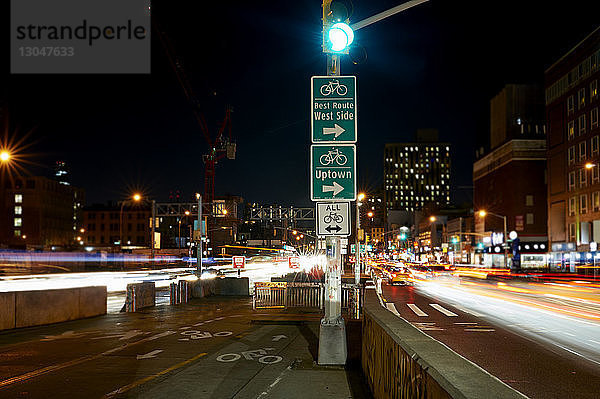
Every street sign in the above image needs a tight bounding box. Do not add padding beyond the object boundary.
[311,144,356,201]
[232,256,245,269]
[289,256,300,269]
[311,76,357,143]
[316,202,350,236]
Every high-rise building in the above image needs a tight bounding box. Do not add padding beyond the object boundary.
[473,84,547,268]
[384,129,451,212]
[546,27,600,262]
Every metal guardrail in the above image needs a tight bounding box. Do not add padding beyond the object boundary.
[252,282,362,317]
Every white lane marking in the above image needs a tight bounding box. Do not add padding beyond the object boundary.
[430,303,458,317]
[464,328,495,332]
[137,349,163,360]
[386,303,401,316]
[589,339,600,345]
[454,322,477,325]
[407,303,428,317]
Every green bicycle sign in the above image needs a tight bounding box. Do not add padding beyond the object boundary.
[311,144,356,201]
[311,76,357,143]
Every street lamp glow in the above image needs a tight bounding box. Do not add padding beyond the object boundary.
[328,22,354,52]
[184,210,190,216]
[357,192,366,201]
[478,210,487,218]
[429,216,436,222]
[0,151,10,163]
[367,211,374,217]
[133,193,142,202]
[585,162,595,169]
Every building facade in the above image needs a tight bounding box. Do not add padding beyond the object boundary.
[473,84,548,269]
[0,176,84,248]
[546,27,600,269]
[82,203,151,247]
[384,129,451,212]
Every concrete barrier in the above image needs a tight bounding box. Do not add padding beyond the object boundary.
[189,278,248,299]
[0,286,107,331]
[124,282,155,312]
[216,277,249,296]
[362,290,527,399]
[0,292,16,330]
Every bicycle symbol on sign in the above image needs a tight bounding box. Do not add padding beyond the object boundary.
[319,148,348,166]
[319,79,348,96]
[323,212,343,224]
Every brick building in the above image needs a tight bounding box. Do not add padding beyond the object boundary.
[473,84,547,268]
[546,27,600,266]
[82,203,151,247]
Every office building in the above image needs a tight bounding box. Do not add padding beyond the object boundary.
[384,129,451,212]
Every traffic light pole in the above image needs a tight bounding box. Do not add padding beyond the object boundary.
[318,52,347,366]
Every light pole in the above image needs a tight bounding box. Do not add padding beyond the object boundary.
[120,193,141,248]
[355,192,365,284]
[478,210,508,270]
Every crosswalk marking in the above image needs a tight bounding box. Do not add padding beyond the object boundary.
[407,303,428,316]
[386,303,401,316]
[429,303,458,317]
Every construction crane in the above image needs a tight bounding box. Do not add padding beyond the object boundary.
[154,20,236,207]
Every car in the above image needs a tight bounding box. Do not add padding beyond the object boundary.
[388,267,412,286]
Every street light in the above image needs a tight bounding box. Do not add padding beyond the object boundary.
[120,193,142,248]
[478,209,508,270]
[429,215,436,222]
[0,150,10,163]
[585,162,595,169]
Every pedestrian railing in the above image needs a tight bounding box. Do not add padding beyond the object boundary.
[252,281,362,317]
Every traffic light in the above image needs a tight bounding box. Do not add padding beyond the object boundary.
[322,1,354,54]
[399,233,407,240]
[451,236,459,244]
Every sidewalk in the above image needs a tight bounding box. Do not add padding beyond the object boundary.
[0,296,371,399]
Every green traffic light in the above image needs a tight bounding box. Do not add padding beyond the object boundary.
[328,22,354,52]
[399,233,406,240]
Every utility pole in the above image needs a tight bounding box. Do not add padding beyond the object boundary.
[151,200,156,259]
[197,195,203,275]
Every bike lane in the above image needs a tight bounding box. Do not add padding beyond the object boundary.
[0,297,364,398]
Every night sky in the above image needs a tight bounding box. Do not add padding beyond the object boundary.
[3,0,598,207]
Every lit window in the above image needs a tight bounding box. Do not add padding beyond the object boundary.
[526,213,534,225]
[14,230,21,237]
[15,206,22,215]
[14,218,22,227]
[569,196,577,216]
[593,191,600,212]
[15,194,22,203]
[591,80,598,100]
[568,121,575,140]
[580,169,587,187]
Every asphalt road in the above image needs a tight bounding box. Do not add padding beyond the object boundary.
[381,281,600,399]
[0,296,368,399]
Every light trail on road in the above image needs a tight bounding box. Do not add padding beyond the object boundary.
[409,276,600,365]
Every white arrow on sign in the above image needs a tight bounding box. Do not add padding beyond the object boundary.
[323,124,345,138]
[322,181,344,196]
[272,335,287,342]
[137,349,163,360]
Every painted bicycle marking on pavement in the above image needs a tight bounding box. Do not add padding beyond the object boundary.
[216,348,282,365]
